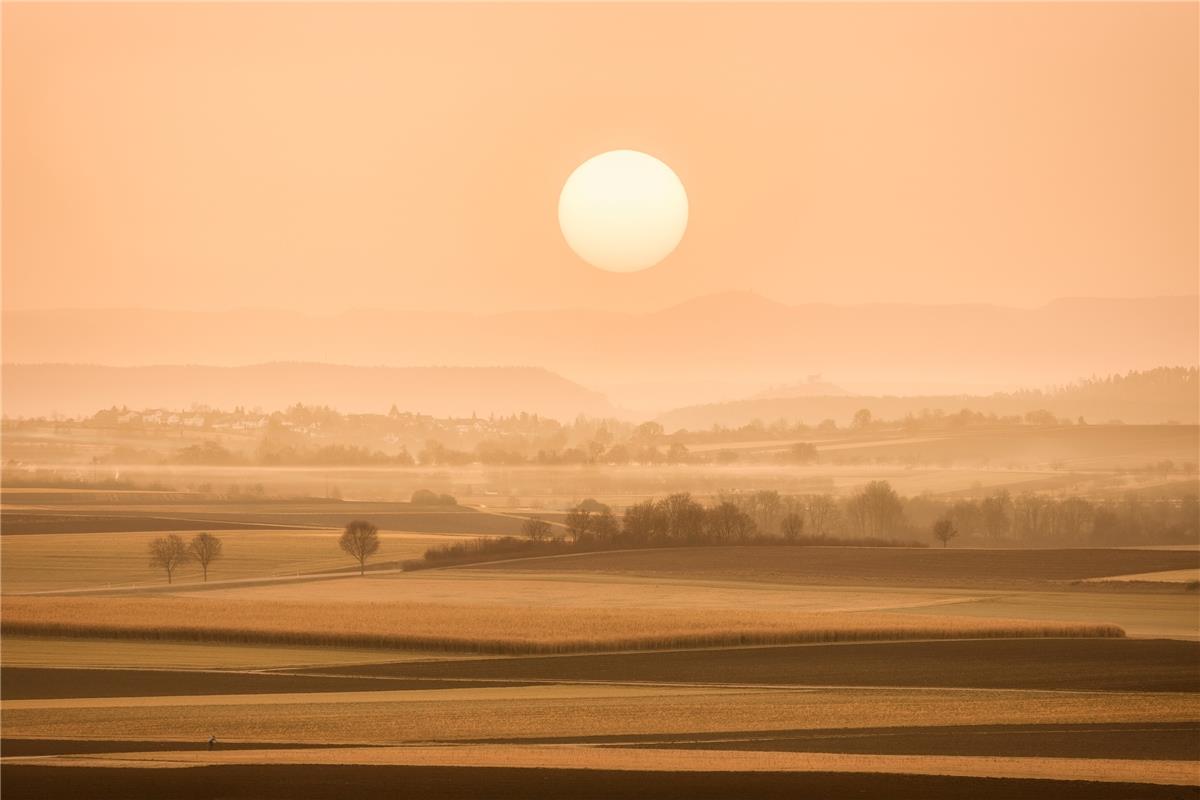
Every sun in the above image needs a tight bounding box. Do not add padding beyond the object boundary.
[558,150,688,273]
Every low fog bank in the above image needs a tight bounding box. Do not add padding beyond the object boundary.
[4,295,1195,412]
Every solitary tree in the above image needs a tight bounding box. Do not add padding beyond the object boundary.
[933,518,958,548]
[149,534,191,584]
[340,520,380,575]
[188,532,224,582]
[780,512,805,542]
[522,516,553,543]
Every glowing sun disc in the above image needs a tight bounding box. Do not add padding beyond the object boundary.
[558,150,688,272]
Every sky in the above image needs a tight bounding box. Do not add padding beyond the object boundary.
[3,2,1197,314]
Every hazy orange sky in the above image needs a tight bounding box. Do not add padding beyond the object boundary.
[3,2,1196,314]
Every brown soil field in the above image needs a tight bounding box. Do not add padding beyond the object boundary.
[0,667,523,701]
[610,722,1200,762]
[3,765,1192,800]
[298,638,1200,693]
[0,597,1122,654]
[475,546,1200,588]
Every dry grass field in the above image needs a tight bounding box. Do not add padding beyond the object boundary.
[5,746,1199,788]
[0,636,452,670]
[185,570,983,610]
[0,596,1123,654]
[3,684,1193,745]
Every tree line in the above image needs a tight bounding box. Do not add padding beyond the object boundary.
[532,482,1197,551]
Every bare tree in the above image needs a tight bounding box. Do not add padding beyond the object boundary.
[340,520,380,575]
[780,512,805,542]
[149,534,191,584]
[592,509,620,543]
[858,481,905,537]
[805,494,839,537]
[522,516,553,543]
[704,502,757,544]
[933,518,958,548]
[188,532,224,582]
[564,507,593,543]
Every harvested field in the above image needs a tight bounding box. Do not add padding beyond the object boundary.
[475,546,1200,589]
[0,738,348,757]
[611,722,1200,762]
[5,745,1200,786]
[0,667,505,701]
[0,513,291,535]
[301,638,1200,693]
[0,636,452,670]
[2,764,1191,800]
[1,506,536,536]
[1084,569,1200,584]
[900,590,1200,640]
[186,570,982,612]
[0,597,1123,655]
[3,686,1194,745]
[7,722,1197,762]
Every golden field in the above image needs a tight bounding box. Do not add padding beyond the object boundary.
[0,636,460,670]
[6,746,1195,786]
[3,685,1191,745]
[0,529,462,592]
[1,595,1123,655]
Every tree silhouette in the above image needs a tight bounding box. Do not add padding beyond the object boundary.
[149,534,191,584]
[188,532,224,582]
[780,512,805,542]
[933,518,958,548]
[522,517,553,543]
[340,520,380,575]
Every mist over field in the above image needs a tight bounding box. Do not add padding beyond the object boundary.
[4,295,1196,413]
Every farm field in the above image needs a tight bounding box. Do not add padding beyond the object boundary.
[2,764,1192,800]
[5,683,1195,745]
[0,530,467,592]
[313,637,1199,693]
[0,596,1122,654]
[474,545,1200,589]
[169,566,1200,639]
[2,499,1197,797]
[0,503,541,536]
[0,636,457,670]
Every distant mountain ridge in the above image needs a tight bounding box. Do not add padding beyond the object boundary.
[0,363,613,420]
[3,294,1196,412]
[657,367,1200,428]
